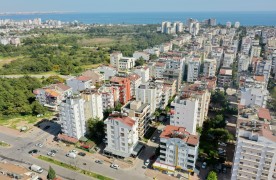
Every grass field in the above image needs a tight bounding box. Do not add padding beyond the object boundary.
[0,56,22,67]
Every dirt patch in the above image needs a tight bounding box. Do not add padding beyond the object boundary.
[78,38,115,47]
[0,58,17,67]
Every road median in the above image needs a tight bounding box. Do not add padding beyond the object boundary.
[38,155,113,180]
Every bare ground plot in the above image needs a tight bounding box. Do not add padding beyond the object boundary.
[0,57,19,67]
[77,36,132,47]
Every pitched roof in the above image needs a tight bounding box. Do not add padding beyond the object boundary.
[45,89,60,97]
[76,76,92,82]
[160,125,199,146]
[258,108,272,121]
[108,115,136,127]
[254,75,265,82]
[53,83,71,91]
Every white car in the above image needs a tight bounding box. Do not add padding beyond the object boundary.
[202,162,207,169]
[35,143,43,148]
[47,152,55,157]
[144,159,150,166]
[110,164,119,169]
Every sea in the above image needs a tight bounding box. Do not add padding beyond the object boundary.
[0,12,276,26]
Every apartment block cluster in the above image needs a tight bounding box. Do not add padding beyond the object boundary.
[230,26,276,180]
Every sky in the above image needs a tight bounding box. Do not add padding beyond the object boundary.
[1,0,276,13]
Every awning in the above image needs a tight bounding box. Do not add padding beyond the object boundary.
[153,161,175,172]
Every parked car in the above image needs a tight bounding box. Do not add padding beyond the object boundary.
[47,152,55,157]
[50,150,58,153]
[95,160,103,164]
[144,159,150,166]
[35,143,43,148]
[202,162,207,169]
[78,152,86,157]
[152,137,156,142]
[30,164,43,173]
[110,164,119,169]
[28,149,38,154]
[66,152,76,158]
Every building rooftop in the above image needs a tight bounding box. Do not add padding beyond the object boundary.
[160,125,199,146]
[258,108,272,121]
[76,76,92,82]
[219,68,232,76]
[108,113,136,127]
[237,119,276,142]
[110,76,128,84]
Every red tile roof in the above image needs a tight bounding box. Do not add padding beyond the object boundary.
[108,115,136,127]
[160,125,199,146]
[54,83,71,91]
[45,89,60,97]
[58,134,78,143]
[254,75,265,82]
[76,76,92,82]
[258,108,272,121]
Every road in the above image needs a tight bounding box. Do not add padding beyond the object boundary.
[0,121,152,180]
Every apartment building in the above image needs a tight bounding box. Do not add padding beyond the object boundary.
[97,65,118,80]
[98,85,120,110]
[240,87,269,108]
[104,112,139,158]
[127,73,142,99]
[33,83,72,111]
[187,57,201,83]
[66,76,93,93]
[122,100,151,137]
[238,55,250,72]
[203,59,217,77]
[82,69,104,85]
[134,66,150,83]
[170,95,199,135]
[133,51,150,61]
[59,96,86,139]
[81,89,103,120]
[231,120,276,180]
[110,52,136,71]
[136,81,163,114]
[181,82,211,127]
[110,76,131,105]
[153,125,199,172]
[223,53,235,68]
[218,68,233,87]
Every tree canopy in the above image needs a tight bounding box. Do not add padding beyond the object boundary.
[207,171,217,180]
[0,76,46,117]
[87,118,105,145]
[47,166,56,180]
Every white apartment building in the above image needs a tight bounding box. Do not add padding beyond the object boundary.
[98,85,119,110]
[187,58,201,83]
[134,66,150,83]
[104,112,139,158]
[81,89,103,120]
[223,53,235,68]
[59,96,86,139]
[136,82,162,114]
[226,21,232,28]
[66,76,93,93]
[234,21,240,28]
[154,125,199,172]
[251,46,261,58]
[203,59,217,77]
[170,96,199,135]
[110,52,136,71]
[128,73,142,98]
[133,51,150,61]
[238,55,250,72]
[97,65,118,80]
[231,120,276,180]
[240,87,269,108]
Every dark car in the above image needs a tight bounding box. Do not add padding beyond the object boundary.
[28,149,38,154]
[78,152,86,156]
[51,149,58,153]
[95,160,103,164]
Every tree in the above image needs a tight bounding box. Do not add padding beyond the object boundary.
[207,128,234,143]
[114,102,122,111]
[207,171,217,180]
[47,166,56,180]
[87,118,105,145]
[103,108,113,120]
[135,57,145,67]
[43,75,65,85]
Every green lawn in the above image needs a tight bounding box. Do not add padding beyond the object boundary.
[0,141,10,147]
[38,155,113,180]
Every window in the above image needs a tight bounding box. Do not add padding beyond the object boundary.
[111,126,114,129]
